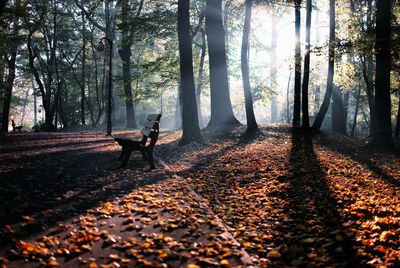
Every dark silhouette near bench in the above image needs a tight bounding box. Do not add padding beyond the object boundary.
[11,120,23,132]
[114,114,161,169]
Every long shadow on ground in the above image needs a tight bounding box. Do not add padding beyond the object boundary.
[316,132,400,187]
[0,133,170,247]
[275,130,362,266]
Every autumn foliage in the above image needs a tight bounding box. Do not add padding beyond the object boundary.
[0,126,399,267]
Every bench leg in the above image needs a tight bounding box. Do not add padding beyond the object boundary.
[141,150,148,161]
[118,147,126,161]
[121,149,132,168]
[147,151,155,169]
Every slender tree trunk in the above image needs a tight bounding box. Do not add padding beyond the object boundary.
[312,0,335,132]
[81,11,86,125]
[351,84,362,137]
[395,94,400,137]
[205,0,239,128]
[314,9,321,115]
[31,76,37,125]
[373,0,393,147]
[178,0,202,145]
[301,0,311,130]
[331,84,347,134]
[343,91,349,121]
[196,28,206,128]
[174,83,182,129]
[270,15,278,123]
[361,55,376,137]
[1,52,17,133]
[293,0,301,127]
[286,72,291,124]
[241,0,258,134]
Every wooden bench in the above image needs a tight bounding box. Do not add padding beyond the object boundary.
[114,114,162,169]
[11,120,23,132]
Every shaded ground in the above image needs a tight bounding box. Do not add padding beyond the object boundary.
[0,126,399,267]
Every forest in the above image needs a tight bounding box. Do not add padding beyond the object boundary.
[0,0,400,267]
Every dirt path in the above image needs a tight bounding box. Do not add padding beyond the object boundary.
[0,131,254,267]
[1,127,399,267]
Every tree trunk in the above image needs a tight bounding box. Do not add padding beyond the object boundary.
[31,76,37,125]
[196,28,206,128]
[178,0,202,145]
[174,83,182,129]
[373,0,393,147]
[205,0,239,128]
[314,9,321,116]
[28,29,55,131]
[360,55,376,137]
[312,0,335,132]
[395,94,400,137]
[270,15,278,123]
[118,3,136,128]
[301,0,311,130]
[351,84,362,137]
[343,90,349,122]
[331,84,347,134]
[293,0,301,127]
[81,11,86,125]
[104,2,114,136]
[286,72,291,124]
[241,0,258,134]
[1,52,17,133]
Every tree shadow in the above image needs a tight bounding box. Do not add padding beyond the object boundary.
[0,134,170,248]
[316,132,400,187]
[275,129,362,266]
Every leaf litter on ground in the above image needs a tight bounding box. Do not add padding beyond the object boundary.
[0,126,399,267]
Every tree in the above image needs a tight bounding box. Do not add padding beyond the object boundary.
[26,0,63,131]
[80,11,86,126]
[241,0,258,134]
[348,0,376,137]
[293,0,301,127]
[301,0,311,130]
[312,0,335,132]
[331,84,347,134]
[75,0,116,134]
[117,0,144,128]
[0,1,24,132]
[373,0,393,147]
[177,0,202,145]
[195,28,206,127]
[270,10,279,124]
[205,0,239,128]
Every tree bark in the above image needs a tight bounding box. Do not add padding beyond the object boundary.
[80,11,86,125]
[118,1,137,128]
[395,94,400,137]
[373,0,393,147]
[270,15,278,124]
[293,0,301,127]
[301,0,311,130]
[1,52,17,133]
[196,28,206,128]
[241,0,258,134]
[178,0,202,145]
[205,0,239,128]
[312,0,335,132]
[351,84,362,137]
[331,84,347,134]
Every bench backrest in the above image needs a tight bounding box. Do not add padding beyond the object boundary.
[140,114,162,147]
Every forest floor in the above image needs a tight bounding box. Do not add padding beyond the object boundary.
[0,125,399,267]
